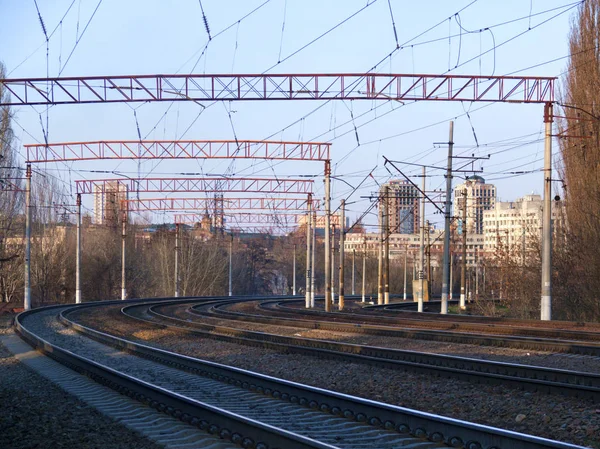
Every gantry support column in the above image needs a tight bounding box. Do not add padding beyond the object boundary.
[121,211,127,300]
[311,211,316,308]
[24,164,32,310]
[418,167,426,312]
[75,193,82,304]
[339,199,345,310]
[324,160,332,312]
[378,199,384,305]
[174,223,180,298]
[305,194,312,308]
[541,102,553,321]
[460,191,467,311]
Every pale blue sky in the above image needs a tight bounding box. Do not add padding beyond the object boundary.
[0,0,579,228]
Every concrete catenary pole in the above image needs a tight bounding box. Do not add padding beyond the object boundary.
[121,211,127,300]
[403,245,408,300]
[426,220,431,288]
[311,211,316,308]
[24,164,32,310]
[174,223,180,298]
[339,199,345,310]
[449,253,453,300]
[460,190,468,310]
[377,198,384,305]
[324,160,332,311]
[305,195,312,308]
[331,224,336,304]
[293,243,297,296]
[418,166,426,312]
[228,233,233,297]
[352,248,356,296]
[441,121,454,314]
[541,102,553,321]
[362,238,366,303]
[75,193,82,304]
[384,185,390,304]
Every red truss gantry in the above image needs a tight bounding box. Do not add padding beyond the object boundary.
[75,177,314,195]
[122,197,319,212]
[24,140,330,163]
[0,73,555,106]
[174,212,302,225]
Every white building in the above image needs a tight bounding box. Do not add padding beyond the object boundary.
[453,175,496,235]
[344,231,484,268]
[483,194,564,255]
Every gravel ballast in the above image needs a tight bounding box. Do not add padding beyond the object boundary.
[0,315,165,449]
[69,303,600,448]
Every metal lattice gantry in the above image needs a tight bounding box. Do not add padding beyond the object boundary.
[122,196,319,212]
[0,73,555,106]
[174,212,303,225]
[75,177,314,195]
[24,140,330,163]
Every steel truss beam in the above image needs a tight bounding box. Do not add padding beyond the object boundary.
[174,212,302,225]
[24,140,330,163]
[0,73,555,106]
[122,197,319,212]
[75,177,314,195]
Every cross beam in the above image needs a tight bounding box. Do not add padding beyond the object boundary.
[174,212,302,225]
[24,140,330,163]
[0,73,555,106]
[122,197,319,212]
[75,177,314,195]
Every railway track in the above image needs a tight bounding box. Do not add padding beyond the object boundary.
[14,298,588,449]
[264,299,600,343]
[114,299,600,402]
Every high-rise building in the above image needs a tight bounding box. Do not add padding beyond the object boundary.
[380,180,420,234]
[93,181,128,226]
[453,175,496,235]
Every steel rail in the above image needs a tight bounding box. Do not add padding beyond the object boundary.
[15,299,337,449]
[255,299,600,342]
[115,300,600,402]
[58,298,585,449]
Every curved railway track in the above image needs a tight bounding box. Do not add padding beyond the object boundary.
[14,298,589,449]
[118,299,600,402]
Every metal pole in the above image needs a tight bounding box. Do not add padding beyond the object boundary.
[441,121,454,314]
[174,223,180,297]
[377,199,383,305]
[475,248,479,300]
[331,224,336,305]
[426,220,431,287]
[449,253,453,300]
[75,193,82,304]
[121,212,126,300]
[228,234,233,296]
[541,102,553,320]
[460,190,467,310]
[403,245,407,300]
[339,199,345,310]
[419,166,426,312]
[311,211,316,308]
[324,160,331,312]
[384,185,390,304]
[305,195,312,308]
[293,243,296,296]
[362,238,366,303]
[24,164,32,310]
[352,249,356,296]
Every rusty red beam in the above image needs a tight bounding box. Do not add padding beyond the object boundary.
[75,177,314,195]
[174,212,302,225]
[122,196,319,212]
[0,73,555,106]
[24,140,330,163]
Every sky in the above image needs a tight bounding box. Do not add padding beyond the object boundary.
[0,0,581,231]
